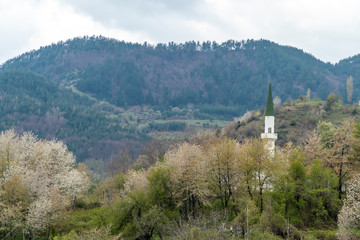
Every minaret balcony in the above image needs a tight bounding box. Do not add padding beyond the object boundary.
[261,133,278,139]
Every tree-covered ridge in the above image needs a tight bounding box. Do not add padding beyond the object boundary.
[0,36,347,110]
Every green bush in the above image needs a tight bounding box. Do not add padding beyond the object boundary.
[309,230,337,240]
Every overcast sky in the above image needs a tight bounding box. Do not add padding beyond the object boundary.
[1,0,360,64]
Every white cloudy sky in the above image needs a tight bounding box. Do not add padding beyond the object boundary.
[1,0,360,64]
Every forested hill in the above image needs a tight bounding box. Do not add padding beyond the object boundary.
[1,36,352,110]
[0,36,359,170]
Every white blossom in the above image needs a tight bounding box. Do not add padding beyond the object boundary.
[0,130,90,232]
[337,174,360,239]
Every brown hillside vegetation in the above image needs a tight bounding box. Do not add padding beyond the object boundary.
[222,94,359,147]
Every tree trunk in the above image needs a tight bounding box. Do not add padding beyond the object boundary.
[29,229,33,240]
[192,194,196,219]
[229,186,238,216]
[260,186,263,213]
[338,163,343,199]
[183,191,188,220]
[247,180,253,200]
[47,226,51,240]
[218,176,225,211]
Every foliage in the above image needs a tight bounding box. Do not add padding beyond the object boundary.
[272,156,340,228]
[53,226,114,240]
[0,126,355,239]
[164,143,210,219]
[0,130,90,237]
[308,119,356,199]
[206,137,241,215]
[317,120,336,149]
[239,138,285,213]
[325,92,342,111]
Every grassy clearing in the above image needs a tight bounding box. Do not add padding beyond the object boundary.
[294,99,323,107]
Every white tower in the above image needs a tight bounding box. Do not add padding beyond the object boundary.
[261,82,277,153]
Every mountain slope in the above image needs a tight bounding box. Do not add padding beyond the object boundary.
[0,36,347,110]
[0,70,145,163]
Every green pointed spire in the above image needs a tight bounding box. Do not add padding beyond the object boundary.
[265,82,275,116]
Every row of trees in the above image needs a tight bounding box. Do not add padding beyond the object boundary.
[1,117,360,238]
[47,118,360,239]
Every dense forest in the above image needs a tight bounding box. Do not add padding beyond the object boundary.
[1,36,347,108]
[0,36,359,170]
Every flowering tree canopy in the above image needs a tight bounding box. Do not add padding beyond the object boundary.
[0,129,90,233]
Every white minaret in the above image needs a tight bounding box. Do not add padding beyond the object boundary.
[261,82,277,154]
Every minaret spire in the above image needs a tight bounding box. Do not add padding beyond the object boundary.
[265,82,274,116]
